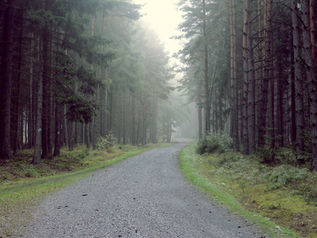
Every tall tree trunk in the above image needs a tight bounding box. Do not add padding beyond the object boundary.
[28,33,34,148]
[122,93,127,144]
[308,0,317,170]
[258,0,270,148]
[53,98,61,157]
[228,0,239,150]
[292,0,305,153]
[248,37,256,153]
[85,123,90,148]
[276,49,285,147]
[12,9,24,155]
[198,105,203,140]
[0,0,15,161]
[41,24,52,158]
[142,89,147,145]
[100,87,106,137]
[264,0,275,149]
[290,32,297,145]
[131,95,136,145]
[33,35,43,164]
[63,105,69,149]
[267,0,274,149]
[242,0,250,154]
[256,0,264,149]
[203,0,211,136]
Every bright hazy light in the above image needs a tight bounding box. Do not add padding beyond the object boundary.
[133,0,183,56]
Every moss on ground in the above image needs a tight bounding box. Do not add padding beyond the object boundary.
[0,143,171,237]
[180,144,317,238]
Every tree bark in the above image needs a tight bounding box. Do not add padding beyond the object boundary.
[231,0,240,151]
[33,35,43,164]
[242,0,250,154]
[228,0,239,150]
[256,0,264,149]
[0,0,15,161]
[28,33,35,148]
[248,37,256,153]
[290,32,297,145]
[276,48,285,147]
[41,24,52,158]
[292,0,305,153]
[264,0,274,149]
[11,9,24,155]
[308,0,317,170]
[53,98,61,157]
[63,105,69,148]
[203,0,211,136]
[268,0,275,150]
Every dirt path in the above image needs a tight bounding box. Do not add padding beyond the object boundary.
[22,144,264,238]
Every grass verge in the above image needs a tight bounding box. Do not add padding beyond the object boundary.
[0,143,171,237]
[179,144,314,238]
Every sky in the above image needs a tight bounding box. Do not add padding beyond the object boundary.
[132,0,184,57]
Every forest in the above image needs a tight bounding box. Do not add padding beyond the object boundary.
[0,0,316,169]
[177,0,317,171]
[0,0,184,165]
[0,0,317,237]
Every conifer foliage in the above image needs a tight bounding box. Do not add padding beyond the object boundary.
[177,0,317,170]
[0,0,175,164]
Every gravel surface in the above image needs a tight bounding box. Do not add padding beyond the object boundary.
[22,144,264,238]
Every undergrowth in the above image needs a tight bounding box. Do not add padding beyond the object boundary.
[180,142,317,237]
[196,134,232,154]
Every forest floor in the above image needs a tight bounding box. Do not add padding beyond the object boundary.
[0,143,170,237]
[179,144,317,238]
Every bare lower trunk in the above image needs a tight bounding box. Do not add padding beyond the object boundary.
[63,105,69,148]
[292,0,305,153]
[53,99,61,157]
[33,36,43,164]
[0,0,15,160]
[290,33,297,145]
[203,0,210,136]
[309,0,317,170]
[28,33,34,148]
[242,0,250,154]
[248,38,256,153]
[41,25,52,159]
[198,105,203,140]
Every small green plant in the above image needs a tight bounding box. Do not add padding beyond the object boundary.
[257,146,275,164]
[96,132,117,150]
[216,153,243,167]
[196,135,232,155]
[268,165,310,189]
[274,147,297,165]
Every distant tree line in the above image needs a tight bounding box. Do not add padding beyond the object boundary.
[0,0,176,164]
[177,0,317,170]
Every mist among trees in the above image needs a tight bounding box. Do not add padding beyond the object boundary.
[0,0,186,165]
[176,0,317,171]
[0,0,317,172]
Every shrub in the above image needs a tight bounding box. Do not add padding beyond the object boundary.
[196,135,232,155]
[304,186,317,204]
[256,146,276,164]
[274,147,297,165]
[96,133,116,150]
[268,165,310,189]
[216,153,243,167]
[257,146,312,166]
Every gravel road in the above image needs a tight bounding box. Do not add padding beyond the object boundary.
[22,144,264,238]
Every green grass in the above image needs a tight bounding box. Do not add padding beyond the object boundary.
[179,144,303,238]
[0,143,171,237]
